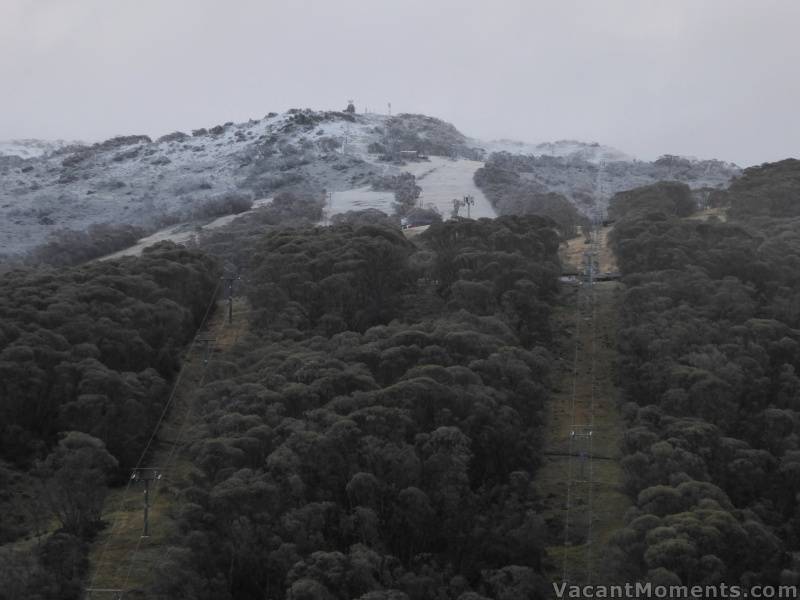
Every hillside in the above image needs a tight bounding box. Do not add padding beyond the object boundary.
[1,108,741,262]
[0,111,375,257]
[2,98,799,598]
[0,110,498,259]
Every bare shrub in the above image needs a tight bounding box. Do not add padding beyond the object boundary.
[29,223,145,266]
[318,136,342,152]
[192,192,254,220]
[157,131,189,143]
[331,208,398,228]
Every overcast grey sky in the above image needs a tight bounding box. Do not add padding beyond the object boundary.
[1,0,798,166]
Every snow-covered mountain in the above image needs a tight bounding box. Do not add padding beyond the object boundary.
[0,111,389,256]
[0,109,509,257]
[0,107,741,258]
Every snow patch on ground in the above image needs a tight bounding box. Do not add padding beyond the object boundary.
[98,196,274,260]
[402,157,496,219]
[326,187,395,216]
[99,153,495,260]
[323,157,495,220]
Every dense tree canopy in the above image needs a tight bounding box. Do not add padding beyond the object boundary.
[0,243,219,471]
[713,159,800,219]
[607,165,800,585]
[607,181,696,222]
[0,242,221,598]
[148,216,561,599]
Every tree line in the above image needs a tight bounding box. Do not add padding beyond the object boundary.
[0,188,580,599]
[0,243,220,599]
[146,216,562,600]
[474,153,587,238]
[605,170,800,586]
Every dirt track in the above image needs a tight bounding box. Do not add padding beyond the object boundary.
[539,228,629,585]
[85,298,249,596]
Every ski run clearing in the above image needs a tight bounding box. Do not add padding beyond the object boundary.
[100,156,494,259]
